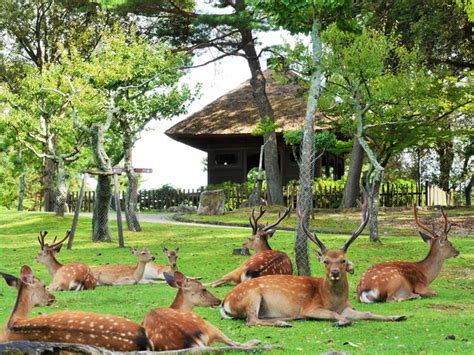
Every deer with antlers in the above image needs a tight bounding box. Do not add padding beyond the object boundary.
[220,201,407,327]
[142,271,260,350]
[92,247,155,286]
[357,207,460,303]
[36,231,96,291]
[137,246,180,283]
[1,265,152,351]
[208,207,292,287]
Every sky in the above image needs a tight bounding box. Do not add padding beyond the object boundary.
[133,30,294,190]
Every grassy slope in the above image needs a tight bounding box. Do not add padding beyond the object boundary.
[0,208,473,354]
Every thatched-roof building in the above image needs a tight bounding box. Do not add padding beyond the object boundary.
[166,70,345,185]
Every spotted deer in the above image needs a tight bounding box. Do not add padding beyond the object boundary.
[92,247,155,286]
[220,202,407,327]
[142,271,260,351]
[36,231,96,291]
[209,207,292,287]
[357,207,460,303]
[138,246,180,283]
[0,265,152,351]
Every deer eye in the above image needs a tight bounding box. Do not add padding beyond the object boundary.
[341,260,346,264]
[323,260,328,264]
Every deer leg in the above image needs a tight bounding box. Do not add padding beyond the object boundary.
[208,269,241,288]
[301,307,352,327]
[414,285,437,297]
[207,323,260,348]
[342,307,407,322]
[245,295,292,327]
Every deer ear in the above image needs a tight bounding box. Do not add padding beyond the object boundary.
[163,247,168,253]
[1,272,20,288]
[20,265,34,284]
[173,271,187,288]
[316,251,324,262]
[345,260,355,274]
[266,229,276,238]
[418,231,433,244]
[175,246,180,253]
[53,244,62,253]
[163,272,178,288]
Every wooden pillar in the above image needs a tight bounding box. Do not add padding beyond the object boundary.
[68,173,88,250]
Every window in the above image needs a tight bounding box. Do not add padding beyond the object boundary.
[214,153,238,166]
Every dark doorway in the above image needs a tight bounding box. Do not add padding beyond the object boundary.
[246,153,260,175]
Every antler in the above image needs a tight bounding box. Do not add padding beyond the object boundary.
[440,207,450,235]
[37,231,48,248]
[340,197,369,252]
[48,230,71,248]
[413,206,436,237]
[263,207,291,231]
[297,209,327,253]
[249,206,266,234]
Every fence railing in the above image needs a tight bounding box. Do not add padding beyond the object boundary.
[66,181,456,212]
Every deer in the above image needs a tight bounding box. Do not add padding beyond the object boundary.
[35,231,96,291]
[0,265,152,351]
[208,207,293,287]
[92,247,155,286]
[142,271,260,351]
[357,207,460,303]
[137,246,180,283]
[220,201,407,327]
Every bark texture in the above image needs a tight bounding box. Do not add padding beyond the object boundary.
[436,139,454,192]
[295,19,323,276]
[340,136,364,208]
[17,149,25,211]
[54,158,68,217]
[123,130,142,232]
[43,157,57,212]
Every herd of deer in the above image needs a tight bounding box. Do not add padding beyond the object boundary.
[0,204,460,352]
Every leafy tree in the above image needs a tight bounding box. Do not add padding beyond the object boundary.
[251,0,353,275]
[103,0,286,206]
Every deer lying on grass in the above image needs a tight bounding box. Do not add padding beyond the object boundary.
[220,202,407,327]
[92,247,155,286]
[36,231,96,291]
[137,246,179,283]
[0,265,152,351]
[357,207,460,303]
[209,207,292,287]
[142,271,260,351]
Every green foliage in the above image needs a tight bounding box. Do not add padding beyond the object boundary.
[251,116,279,136]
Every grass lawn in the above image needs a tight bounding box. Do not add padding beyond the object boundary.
[0,208,473,354]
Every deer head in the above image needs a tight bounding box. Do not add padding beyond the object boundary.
[164,271,220,310]
[163,246,179,270]
[35,231,70,264]
[130,247,156,263]
[1,265,55,308]
[244,206,291,251]
[301,199,368,282]
[414,207,459,259]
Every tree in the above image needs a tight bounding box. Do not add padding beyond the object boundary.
[0,0,112,212]
[251,0,353,274]
[104,0,286,205]
[65,26,191,241]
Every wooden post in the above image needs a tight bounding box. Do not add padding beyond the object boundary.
[68,173,88,250]
[113,173,125,248]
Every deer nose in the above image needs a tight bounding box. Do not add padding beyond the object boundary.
[151,256,156,261]
[47,295,56,305]
[330,270,340,280]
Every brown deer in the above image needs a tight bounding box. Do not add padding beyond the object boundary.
[0,265,152,351]
[142,271,260,351]
[36,231,96,291]
[209,207,292,287]
[92,247,155,286]
[220,202,407,327]
[357,207,460,303]
[138,246,180,283]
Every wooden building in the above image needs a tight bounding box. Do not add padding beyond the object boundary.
[165,70,345,185]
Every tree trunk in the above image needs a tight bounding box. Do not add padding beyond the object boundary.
[465,175,473,207]
[295,18,323,276]
[123,130,142,232]
[17,149,25,211]
[54,158,68,217]
[436,139,454,192]
[91,124,112,242]
[239,17,284,206]
[367,175,382,242]
[340,136,364,208]
[43,157,56,212]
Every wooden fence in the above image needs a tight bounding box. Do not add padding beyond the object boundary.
[67,181,454,212]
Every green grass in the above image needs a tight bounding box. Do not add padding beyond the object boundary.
[0,208,473,354]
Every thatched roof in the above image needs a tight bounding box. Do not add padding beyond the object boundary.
[166,70,330,140]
